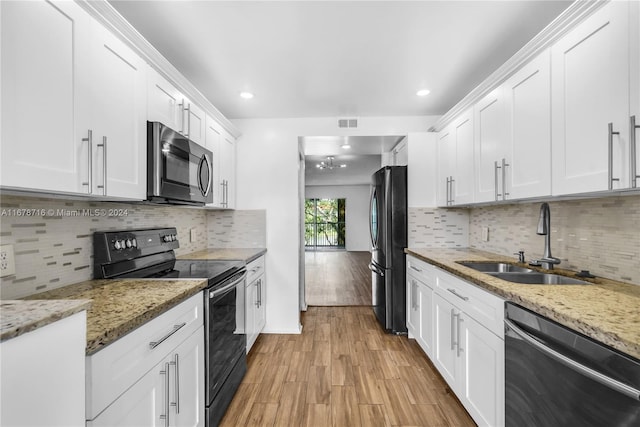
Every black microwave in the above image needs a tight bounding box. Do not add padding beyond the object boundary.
[147,121,213,205]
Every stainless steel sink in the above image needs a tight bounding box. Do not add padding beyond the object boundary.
[457,261,533,273]
[487,272,591,285]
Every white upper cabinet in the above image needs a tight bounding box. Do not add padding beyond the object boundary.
[551,1,630,195]
[205,116,235,209]
[452,110,475,205]
[205,117,223,208]
[436,127,454,207]
[631,0,640,190]
[183,100,206,147]
[1,0,146,199]
[88,23,147,200]
[1,0,90,193]
[473,88,507,203]
[504,50,552,199]
[148,67,183,131]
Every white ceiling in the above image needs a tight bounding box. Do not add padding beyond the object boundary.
[109,0,573,120]
[305,154,382,186]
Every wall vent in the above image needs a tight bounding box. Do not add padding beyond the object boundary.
[338,117,358,129]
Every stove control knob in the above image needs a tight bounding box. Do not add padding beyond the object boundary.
[171,234,177,241]
[114,240,122,250]
[126,239,132,248]
[131,238,137,248]
[163,235,170,242]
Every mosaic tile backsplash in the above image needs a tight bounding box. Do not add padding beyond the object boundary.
[207,210,267,248]
[469,195,640,285]
[408,207,469,248]
[0,195,208,299]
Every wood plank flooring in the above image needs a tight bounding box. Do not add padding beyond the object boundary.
[305,251,372,306]
[220,306,477,427]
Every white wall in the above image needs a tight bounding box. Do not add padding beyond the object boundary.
[233,116,439,334]
[305,185,371,251]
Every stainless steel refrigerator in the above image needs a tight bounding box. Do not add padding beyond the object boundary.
[369,165,407,334]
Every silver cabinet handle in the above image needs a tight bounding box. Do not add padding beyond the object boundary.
[149,322,187,349]
[96,136,107,195]
[456,314,463,357]
[502,158,510,199]
[445,176,450,205]
[449,176,455,205]
[505,319,640,401]
[172,354,180,414]
[494,160,501,200]
[159,362,170,427]
[259,278,262,307]
[255,279,260,308]
[179,101,186,135]
[447,288,469,301]
[409,265,422,273]
[82,130,93,193]
[631,116,639,188]
[608,122,620,190]
[450,309,456,350]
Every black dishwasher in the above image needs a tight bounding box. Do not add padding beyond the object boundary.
[504,302,640,426]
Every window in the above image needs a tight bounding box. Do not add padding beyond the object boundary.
[305,198,345,249]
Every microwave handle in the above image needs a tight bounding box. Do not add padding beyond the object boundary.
[201,154,212,197]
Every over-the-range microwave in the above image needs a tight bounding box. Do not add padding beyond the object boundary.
[147,121,213,206]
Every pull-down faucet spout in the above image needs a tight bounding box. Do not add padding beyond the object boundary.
[535,203,561,269]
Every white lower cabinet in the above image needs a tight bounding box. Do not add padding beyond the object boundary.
[406,256,435,357]
[409,256,505,427]
[86,293,204,427]
[245,256,266,352]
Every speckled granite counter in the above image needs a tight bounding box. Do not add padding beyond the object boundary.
[23,278,207,355]
[1,299,92,342]
[178,248,266,263]
[406,247,640,360]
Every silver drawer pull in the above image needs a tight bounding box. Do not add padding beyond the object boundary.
[447,288,469,301]
[410,265,422,272]
[149,322,187,349]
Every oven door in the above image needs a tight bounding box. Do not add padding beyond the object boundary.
[204,270,247,405]
[148,121,213,205]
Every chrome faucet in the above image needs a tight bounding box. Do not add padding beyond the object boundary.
[533,202,561,269]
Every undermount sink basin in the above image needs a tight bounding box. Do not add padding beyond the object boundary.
[457,261,533,273]
[487,272,591,285]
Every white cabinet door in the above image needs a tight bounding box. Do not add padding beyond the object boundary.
[184,101,206,147]
[631,0,640,190]
[205,117,223,207]
[173,328,205,427]
[88,364,164,427]
[148,67,183,131]
[433,293,458,388]
[0,0,90,193]
[552,1,630,194]
[436,127,454,207]
[220,132,236,209]
[453,110,475,205]
[417,281,434,358]
[459,313,505,427]
[407,277,420,339]
[245,277,258,352]
[504,50,552,199]
[89,23,147,199]
[474,89,507,203]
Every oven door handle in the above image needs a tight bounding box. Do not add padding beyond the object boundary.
[505,319,640,401]
[209,271,248,298]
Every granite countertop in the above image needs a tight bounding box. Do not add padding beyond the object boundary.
[1,299,92,343]
[23,278,208,355]
[178,248,266,263]
[406,247,640,360]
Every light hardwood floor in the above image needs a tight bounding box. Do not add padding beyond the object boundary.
[220,306,477,427]
[305,251,372,306]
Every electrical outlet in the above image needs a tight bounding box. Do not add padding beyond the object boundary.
[0,244,16,277]
[190,228,197,243]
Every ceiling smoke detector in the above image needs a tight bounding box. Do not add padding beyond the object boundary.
[316,156,346,170]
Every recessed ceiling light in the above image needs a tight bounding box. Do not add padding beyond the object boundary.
[341,143,351,149]
[240,91,254,99]
[416,89,431,97]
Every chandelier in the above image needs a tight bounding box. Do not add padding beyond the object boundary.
[316,156,346,170]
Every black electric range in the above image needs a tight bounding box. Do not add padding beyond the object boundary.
[93,227,247,427]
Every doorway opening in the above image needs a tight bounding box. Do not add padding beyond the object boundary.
[304,198,346,251]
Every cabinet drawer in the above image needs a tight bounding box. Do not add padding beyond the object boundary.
[86,292,203,419]
[247,255,265,284]
[407,256,435,284]
[435,268,504,337]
